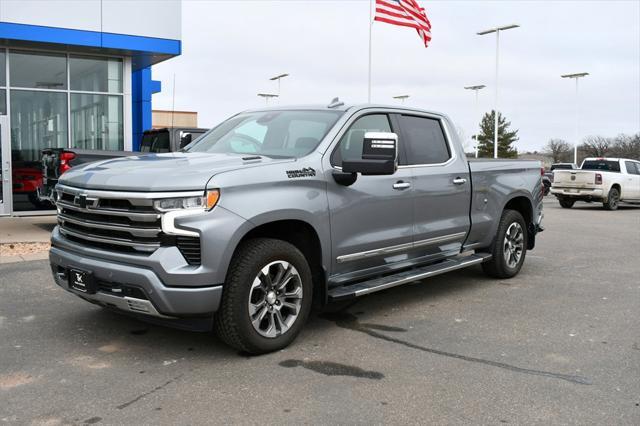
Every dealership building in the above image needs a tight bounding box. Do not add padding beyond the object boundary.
[0,0,181,215]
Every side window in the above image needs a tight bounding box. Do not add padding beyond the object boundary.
[399,115,450,165]
[625,161,640,175]
[332,114,391,167]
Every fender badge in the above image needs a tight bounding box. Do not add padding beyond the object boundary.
[286,167,316,178]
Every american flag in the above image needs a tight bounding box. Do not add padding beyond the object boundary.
[374,0,432,48]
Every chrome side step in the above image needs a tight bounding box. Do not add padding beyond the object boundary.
[328,253,492,301]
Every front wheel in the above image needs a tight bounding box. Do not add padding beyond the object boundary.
[214,238,312,354]
[482,210,528,279]
[603,187,620,211]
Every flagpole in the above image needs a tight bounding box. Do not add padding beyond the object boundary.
[368,0,373,103]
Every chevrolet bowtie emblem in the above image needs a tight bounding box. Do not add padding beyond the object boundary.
[74,194,88,208]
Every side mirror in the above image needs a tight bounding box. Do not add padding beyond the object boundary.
[342,132,398,176]
[179,133,193,148]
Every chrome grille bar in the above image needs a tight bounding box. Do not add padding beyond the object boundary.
[58,213,161,238]
[57,200,160,222]
[58,227,160,252]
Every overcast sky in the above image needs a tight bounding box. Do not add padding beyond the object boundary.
[152,0,640,152]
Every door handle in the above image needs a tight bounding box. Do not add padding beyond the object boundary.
[453,177,467,185]
[393,181,411,190]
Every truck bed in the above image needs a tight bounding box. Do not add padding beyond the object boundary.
[466,158,543,249]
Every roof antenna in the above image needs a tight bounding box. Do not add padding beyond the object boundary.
[327,97,344,108]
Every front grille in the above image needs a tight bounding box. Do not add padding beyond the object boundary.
[56,185,201,265]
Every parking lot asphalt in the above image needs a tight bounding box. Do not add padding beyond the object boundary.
[1,199,639,425]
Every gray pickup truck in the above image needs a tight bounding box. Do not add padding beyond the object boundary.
[49,103,544,354]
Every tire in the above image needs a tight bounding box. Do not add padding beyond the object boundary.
[482,210,528,279]
[603,187,620,211]
[214,238,313,354]
[558,198,575,209]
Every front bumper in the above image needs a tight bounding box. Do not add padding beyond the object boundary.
[49,244,223,324]
[551,187,604,199]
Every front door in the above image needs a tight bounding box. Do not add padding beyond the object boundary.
[324,113,414,280]
[0,116,11,215]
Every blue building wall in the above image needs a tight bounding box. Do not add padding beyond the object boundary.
[132,68,162,150]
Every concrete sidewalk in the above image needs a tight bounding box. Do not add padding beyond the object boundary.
[0,215,56,263]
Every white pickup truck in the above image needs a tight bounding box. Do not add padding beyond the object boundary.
[551,158,640,210]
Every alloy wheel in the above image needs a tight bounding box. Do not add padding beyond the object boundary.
[503,222,524,269]
[248,261,303,338]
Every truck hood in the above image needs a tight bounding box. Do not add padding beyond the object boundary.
[58,152,293,191]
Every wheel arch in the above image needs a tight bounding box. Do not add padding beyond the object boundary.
[610,183,622,198]
[502,194,536,250]
[230,218,328,306]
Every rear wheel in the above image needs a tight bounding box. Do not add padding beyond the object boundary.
[214,238,312,354]
[482,210,527,279]
[603,187,620,210]
[558,197,575,209]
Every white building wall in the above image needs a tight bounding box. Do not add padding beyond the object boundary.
[0,0,102,32]
[0,0,181,41]
[101,0,181,41]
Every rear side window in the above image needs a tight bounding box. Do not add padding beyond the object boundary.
[581,160,620,172]
[332,114,391,166]
[625,161,640,175]
[399,115,450,165]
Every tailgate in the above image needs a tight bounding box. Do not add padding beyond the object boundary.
[552,170,596,188]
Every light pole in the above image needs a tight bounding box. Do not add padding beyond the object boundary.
[464,85,486,158]
[393,95,410,104]
[269,73,289,98]
[561,72,589,165]
[477,24,519,158]
[257,93,279,105]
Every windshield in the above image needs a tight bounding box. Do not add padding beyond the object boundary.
[185,110,343,158]
[581,160,620,172]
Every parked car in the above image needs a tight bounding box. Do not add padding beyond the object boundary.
[551,158,640,210]
[12,166,50,208]
[39,127,208,204]
[543,162,577,193]
[48,103,544,354]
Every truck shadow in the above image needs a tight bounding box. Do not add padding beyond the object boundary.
[64,265,497,359]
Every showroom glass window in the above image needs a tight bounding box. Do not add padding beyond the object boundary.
[70,55,124,150]
[9,51,69,162]
[7,49,124,211]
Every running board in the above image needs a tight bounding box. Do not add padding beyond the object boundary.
[328,253,492,301]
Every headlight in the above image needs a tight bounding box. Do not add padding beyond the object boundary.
[154,189,220,212]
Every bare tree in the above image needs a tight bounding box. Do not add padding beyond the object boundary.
[543,139,572,163]
[580,136,612,157]
[610,133,640,160]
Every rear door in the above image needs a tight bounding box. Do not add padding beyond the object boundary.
[397,114,471,259]
[623,161,640,199]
